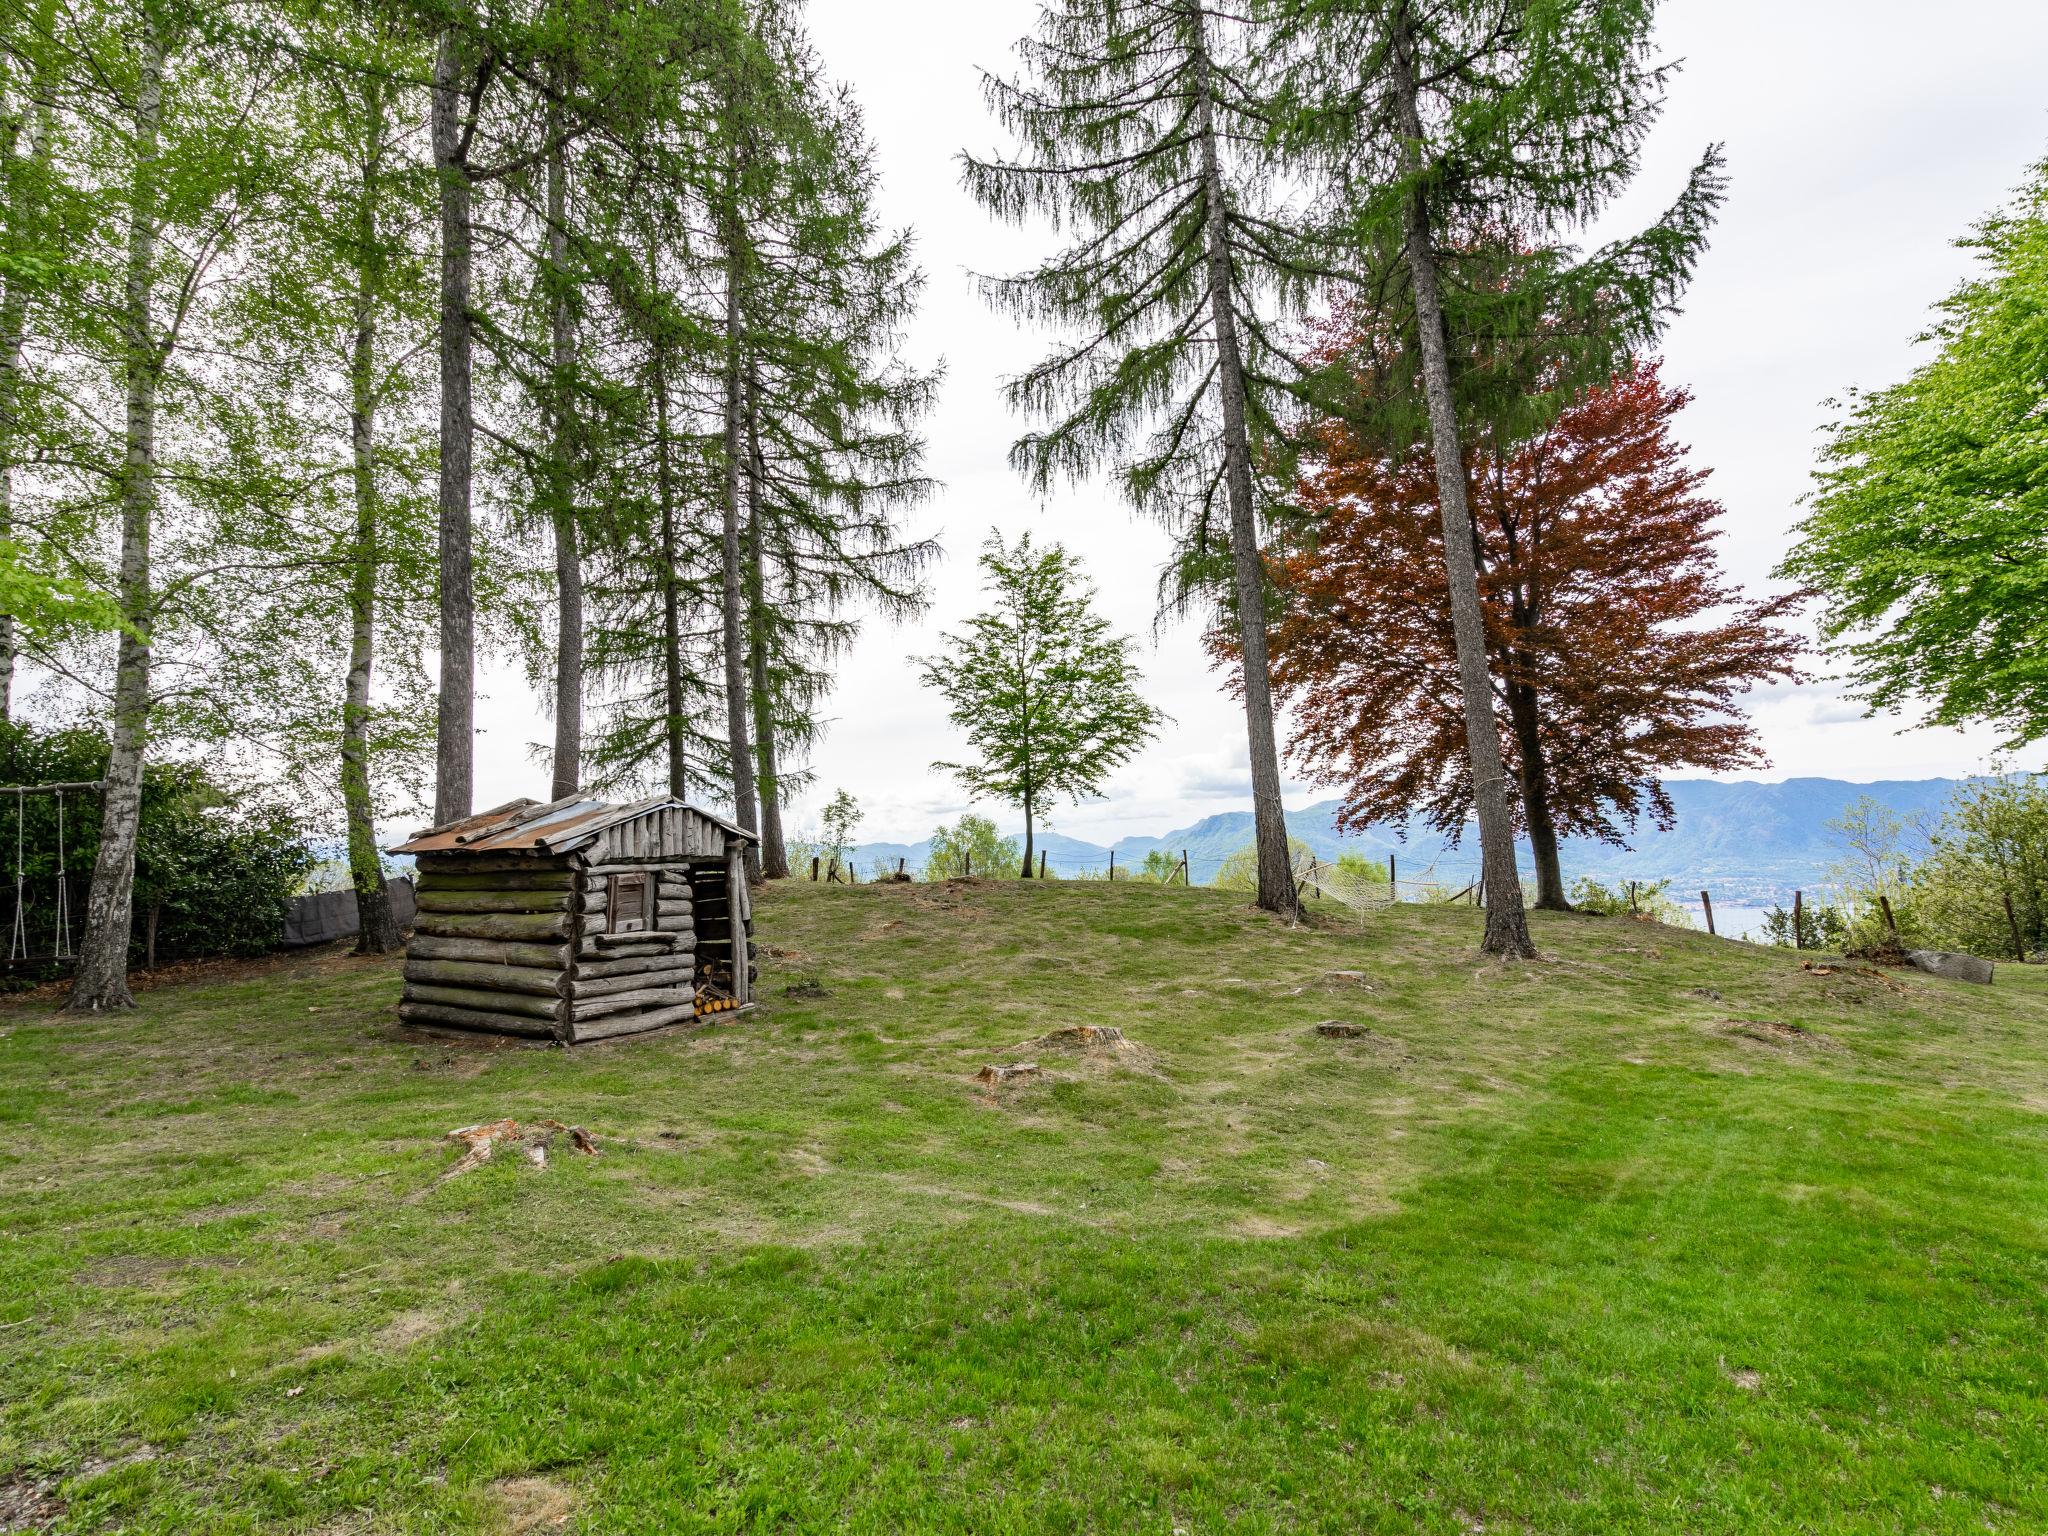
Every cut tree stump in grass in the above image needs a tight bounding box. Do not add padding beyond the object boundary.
[1315,1020,1367,1038]
[976,1062,1039,1087]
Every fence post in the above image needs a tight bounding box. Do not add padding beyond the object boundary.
[2004,892,2026,960]
[1792,890,1804,950]
[1389,852,1397,901]
[1108,850,1116,882]
[1039,849,1048,880]
[898,857,906,878]
[811,855,820,882]
[1627,880,1638,916]
[1180,849,1189,885]
[964,850,971,879]
[1700,889,1715,936]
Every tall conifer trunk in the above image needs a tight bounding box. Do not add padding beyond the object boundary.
[68,21,165,1012]
[545,111,582,800]
[1190,11,1294,917]
[342,82,400,955]
[718,222,760,881]
[742,374,788,878]
[431,27,476,825]
[1389,12,1533,956]
[651,339,687,799]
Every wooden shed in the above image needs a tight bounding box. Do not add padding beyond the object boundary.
[388,795,757,1043]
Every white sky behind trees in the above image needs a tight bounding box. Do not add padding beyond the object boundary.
[473,0,2048,846]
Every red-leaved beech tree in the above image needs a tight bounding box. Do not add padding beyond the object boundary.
[1232,359,1803,910]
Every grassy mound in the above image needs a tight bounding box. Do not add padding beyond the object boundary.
[4,881,2046,1532]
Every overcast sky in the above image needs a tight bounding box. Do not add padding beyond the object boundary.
[473,0,2048,846]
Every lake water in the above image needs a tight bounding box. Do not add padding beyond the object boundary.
[1679,901,1774,941]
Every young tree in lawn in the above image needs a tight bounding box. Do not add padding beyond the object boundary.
[1281,0,1726,954]
[964,0,1317,916]
[1782,157,2048,747]
[917,531,1165,879]
[818,788,861,874]
[1241,357,1800,908]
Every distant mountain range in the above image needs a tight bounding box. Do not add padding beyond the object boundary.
[849,776,1982,904]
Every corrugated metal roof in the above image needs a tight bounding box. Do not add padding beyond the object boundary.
[389,794,754,857]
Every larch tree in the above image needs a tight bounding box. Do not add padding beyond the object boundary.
[1279,0,1726,955]
[736,61,937,880]
[1782,156,2048,747]
[963,0,1318,916]
[917,530,1164,878]
[1242,356,1801,907]
[194,5,440,956]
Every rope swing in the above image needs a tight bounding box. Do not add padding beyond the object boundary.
[4,780,101,964]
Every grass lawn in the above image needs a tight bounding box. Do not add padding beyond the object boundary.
[4,879,2046,1533]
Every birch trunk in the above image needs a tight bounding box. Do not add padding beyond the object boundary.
[67,23,166,1011]
[1191,16,1294,917]
[342,83,400,954]
[545,111,582,800]
[742,372,787,878]
[718,229,760,882]
[431,27,475,825]
[1389,17,1534,957]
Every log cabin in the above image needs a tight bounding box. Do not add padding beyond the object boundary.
[388,795,758,1043]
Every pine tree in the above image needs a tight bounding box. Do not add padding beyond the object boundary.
[963,0,1318,917]
[1280,0,1726,955]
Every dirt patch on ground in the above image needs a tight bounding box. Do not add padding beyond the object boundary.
[370,1308,449,1353]
[489,1475,576,1533]
[1712,1018,1838,1052]
[3,940,396,1007]
[0,1469,64,1532]
[74,1254,235,1290]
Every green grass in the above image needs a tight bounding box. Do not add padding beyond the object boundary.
[4,880,2046,1533]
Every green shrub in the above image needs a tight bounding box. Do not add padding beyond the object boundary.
[924,814,1021,880]
[0,720,312,970]
[1568,876,1694,927]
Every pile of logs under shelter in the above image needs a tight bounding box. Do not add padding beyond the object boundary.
[388,795,757,1043]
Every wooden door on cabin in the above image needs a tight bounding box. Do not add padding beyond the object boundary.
[609,873,650,934]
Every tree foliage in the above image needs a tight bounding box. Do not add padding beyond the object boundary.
[1783,157,2048,747]
[917,531,1164,876]
[1237,355,1801,906]
[923,813,1021,881]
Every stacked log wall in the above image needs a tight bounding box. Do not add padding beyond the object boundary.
[563,857,698,1042]
[401,854,578,1038]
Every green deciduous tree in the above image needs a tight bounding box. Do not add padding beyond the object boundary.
[1782,157,2048,747]
[917,531,1165,878]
